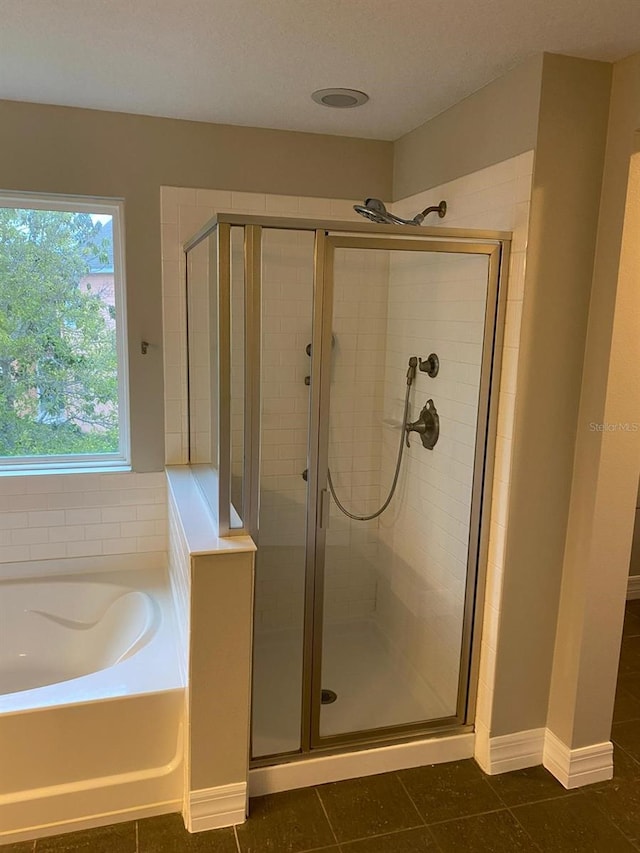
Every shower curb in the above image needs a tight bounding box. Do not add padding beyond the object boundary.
[248,732,474,796]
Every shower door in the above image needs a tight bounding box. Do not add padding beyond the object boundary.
[306,234,503,749]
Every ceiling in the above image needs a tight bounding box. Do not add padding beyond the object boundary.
[1,0,640,141]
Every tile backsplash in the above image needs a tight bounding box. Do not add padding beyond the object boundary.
[0,472,166,564]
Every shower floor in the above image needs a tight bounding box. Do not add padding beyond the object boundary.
[252,619,452,759]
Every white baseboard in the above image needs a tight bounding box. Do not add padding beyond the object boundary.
[474,726,613,790]
[249,733,474,797]
[0,764,182,845]
[184,783,247,832]
[628,575,640,600]
[543,730,613,789]
[475,728,546,775]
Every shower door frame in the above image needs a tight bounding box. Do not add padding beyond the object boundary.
[304,233,508,753]
[184,213,511,765]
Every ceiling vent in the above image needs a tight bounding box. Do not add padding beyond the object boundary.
[311,88,369,108]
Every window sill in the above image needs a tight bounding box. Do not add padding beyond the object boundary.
[0,464,132,478]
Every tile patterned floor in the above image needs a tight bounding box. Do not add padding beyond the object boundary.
[6,600,640,852]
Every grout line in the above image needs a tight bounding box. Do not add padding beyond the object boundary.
[425,805,508,828]
[290,843,343,853]
[325,823,435,849]
[134,819,139,852]
[233,823,242,853]
[505,805,545,853]
[313,788,340,848]
[586,794,640,852]
[394,772,427,826]
[611,739,640,774]
[485,781,578,810]
[503,789,582,810]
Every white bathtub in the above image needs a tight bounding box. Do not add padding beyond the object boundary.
[0,558,185,844]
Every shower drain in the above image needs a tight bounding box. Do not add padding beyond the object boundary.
[321,689,338,705]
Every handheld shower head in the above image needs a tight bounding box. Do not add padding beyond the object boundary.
[353,198,447,226]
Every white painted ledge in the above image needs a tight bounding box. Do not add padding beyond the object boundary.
[165,467,255,556]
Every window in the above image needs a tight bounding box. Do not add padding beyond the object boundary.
[0,193,129,472]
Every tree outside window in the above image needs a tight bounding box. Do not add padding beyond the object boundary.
[0,200,128,466]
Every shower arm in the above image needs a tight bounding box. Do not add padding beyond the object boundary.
[378,201,447,227]
[413,200,447,225]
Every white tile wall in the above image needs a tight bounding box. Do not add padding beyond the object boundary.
[374,247,489,710]
[160,188,377,632]
[254,227,315,631]
[167,480,190,681]
[0,472,167,564]
[322,246,390,623]
[392,152,534,728]
[186,237,213,465]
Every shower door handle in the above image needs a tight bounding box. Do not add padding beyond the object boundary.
[319,489,331,529]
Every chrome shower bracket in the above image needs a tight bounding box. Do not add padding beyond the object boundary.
[406,399,440,450]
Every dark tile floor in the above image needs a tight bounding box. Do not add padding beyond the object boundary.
[6,600,640,852]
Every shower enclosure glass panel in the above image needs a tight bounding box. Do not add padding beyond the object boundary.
[316,243,490,741]
[251,228,315,758]
[230,227,245,523]
[187,231,218,470]
[186,224,246,531]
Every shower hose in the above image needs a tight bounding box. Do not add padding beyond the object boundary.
[326,375,413,522]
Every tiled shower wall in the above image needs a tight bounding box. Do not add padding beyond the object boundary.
[385,152,533,714]
[255,227,315,631]
[160,189,361,466]
[376,251,491,710]
[160,155,532,705]
[323,248,390,623]
[161,191,378,631]
[186,237,213,465]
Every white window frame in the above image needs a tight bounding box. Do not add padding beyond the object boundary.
[0,191,130,474]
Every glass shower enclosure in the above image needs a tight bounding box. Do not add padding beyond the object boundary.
[184,212,510,763]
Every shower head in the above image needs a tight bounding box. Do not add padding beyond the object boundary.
[352,198,396,224]
[353,198,447,226]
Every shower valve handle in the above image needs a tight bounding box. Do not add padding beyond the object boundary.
[405,399,440,450]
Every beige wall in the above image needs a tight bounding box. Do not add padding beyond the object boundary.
[490,54,612,737]
[547,54,640,749]
[0,99,392,471]
[393,53,614,744]
[392,54,543,200]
